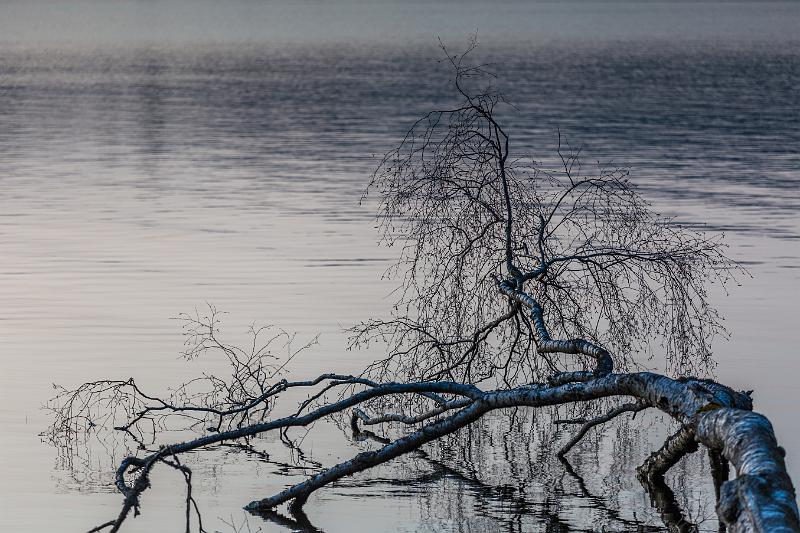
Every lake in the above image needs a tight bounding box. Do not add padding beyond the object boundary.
[0,1,798,531]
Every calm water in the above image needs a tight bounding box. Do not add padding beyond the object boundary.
[1,1,799,531]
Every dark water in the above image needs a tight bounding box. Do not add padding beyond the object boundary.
[0,1,799,531]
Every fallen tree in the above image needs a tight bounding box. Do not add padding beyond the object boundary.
[46,41,799,532]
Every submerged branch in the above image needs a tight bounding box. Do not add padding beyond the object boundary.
[57,357,799,532]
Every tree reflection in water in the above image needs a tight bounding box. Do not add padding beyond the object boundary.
[251,406,716,532]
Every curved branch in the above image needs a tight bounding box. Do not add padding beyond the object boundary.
[497,278,614,380]
[697,409,799,533]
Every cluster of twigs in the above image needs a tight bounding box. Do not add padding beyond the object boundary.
[352,38,736,387]
[45,305,317,452]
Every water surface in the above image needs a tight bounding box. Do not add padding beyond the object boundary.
[1,1,799,531]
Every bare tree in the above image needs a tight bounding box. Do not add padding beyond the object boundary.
[46,42,799,533]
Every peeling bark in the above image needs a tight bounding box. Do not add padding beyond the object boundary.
[696,409,799,533]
